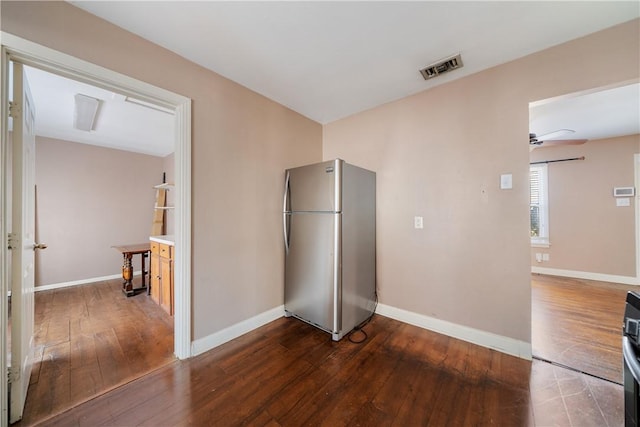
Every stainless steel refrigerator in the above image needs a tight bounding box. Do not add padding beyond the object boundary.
[283,159,376,341]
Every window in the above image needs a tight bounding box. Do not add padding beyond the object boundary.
[530,164,549,246]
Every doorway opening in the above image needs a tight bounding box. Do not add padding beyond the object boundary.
[19,63,176,424]
[1,33,192,425]
[528,82,640,385]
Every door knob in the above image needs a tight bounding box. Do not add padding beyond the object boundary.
[33,243,47,250]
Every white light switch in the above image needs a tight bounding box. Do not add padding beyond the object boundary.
[500,174,513,190]
[414,216,423,229]
[542,253,550,262]
[616,198,631,207]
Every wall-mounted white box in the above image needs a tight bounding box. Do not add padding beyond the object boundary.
[613,187,635,197]
[500,174,513,190]
[617,198,631,207]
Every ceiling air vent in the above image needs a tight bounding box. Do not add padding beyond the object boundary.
[419,54,463,80]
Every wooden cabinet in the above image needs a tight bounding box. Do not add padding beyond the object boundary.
[150,240,174,315]
[150,242,160,304]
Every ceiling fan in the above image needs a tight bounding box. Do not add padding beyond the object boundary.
[529,129,588,149]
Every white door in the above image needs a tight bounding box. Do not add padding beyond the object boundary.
[9,61,39,423]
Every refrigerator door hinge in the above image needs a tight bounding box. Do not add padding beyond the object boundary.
[7,366,19,385]
[8,233,18,250]
[9,101,20,119]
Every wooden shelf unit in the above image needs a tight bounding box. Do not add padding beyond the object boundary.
[153,183,174,190]
[151,182,174,235]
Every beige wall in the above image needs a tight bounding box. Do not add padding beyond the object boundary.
[3,2,638,347]
[530,134,639,277]
[34,136,163,286]
[323,19,640,343]
[1,2,323,340]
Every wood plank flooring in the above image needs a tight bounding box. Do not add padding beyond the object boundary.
[12,274,629,426]
[13,279,175,426]
[36,315,623,426]
[531,273,634,384]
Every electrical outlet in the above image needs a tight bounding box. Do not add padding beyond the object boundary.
[535,253,542,263]
[414,216,423,229]
[542,253,550,262]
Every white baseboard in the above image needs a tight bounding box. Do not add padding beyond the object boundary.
[375,303,532,360]
[191,305,285,357]
[35,271,142,292]
[531,266,639,286]
[190,303,532,360]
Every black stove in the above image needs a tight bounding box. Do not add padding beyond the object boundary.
[623,291,640,426]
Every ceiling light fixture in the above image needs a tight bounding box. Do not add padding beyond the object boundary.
[74,94,100,131]
[125,96,174,115]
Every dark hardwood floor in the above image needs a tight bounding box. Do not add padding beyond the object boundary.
[12,274,628,426]
[532,273,634,384]
[36,315,622,426]
[13,278,175,426]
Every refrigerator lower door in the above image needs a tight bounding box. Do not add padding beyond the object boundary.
[285,212,340,335]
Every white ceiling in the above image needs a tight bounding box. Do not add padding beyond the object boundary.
[25,2,640,155]
[69,1,639,124]
[530,83,640,143]
[24,66,175,157]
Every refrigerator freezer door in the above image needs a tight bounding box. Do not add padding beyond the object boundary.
[285,160,341,213]
[284,212,340,333]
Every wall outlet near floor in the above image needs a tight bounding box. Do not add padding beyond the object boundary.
[414,216,423,229]
[535,253,549,262]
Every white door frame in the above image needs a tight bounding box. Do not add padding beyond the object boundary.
[1,32,192,426]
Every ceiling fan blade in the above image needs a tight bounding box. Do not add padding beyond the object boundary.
[540,138,588,146]
[536,129,576,140]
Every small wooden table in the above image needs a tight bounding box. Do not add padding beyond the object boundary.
[112,243,150,297]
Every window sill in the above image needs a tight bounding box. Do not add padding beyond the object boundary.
[531,241,550,248]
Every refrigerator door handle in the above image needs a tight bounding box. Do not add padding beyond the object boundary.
[283,171,291,253]
[283,170,291,213]
[283,213,290,254]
